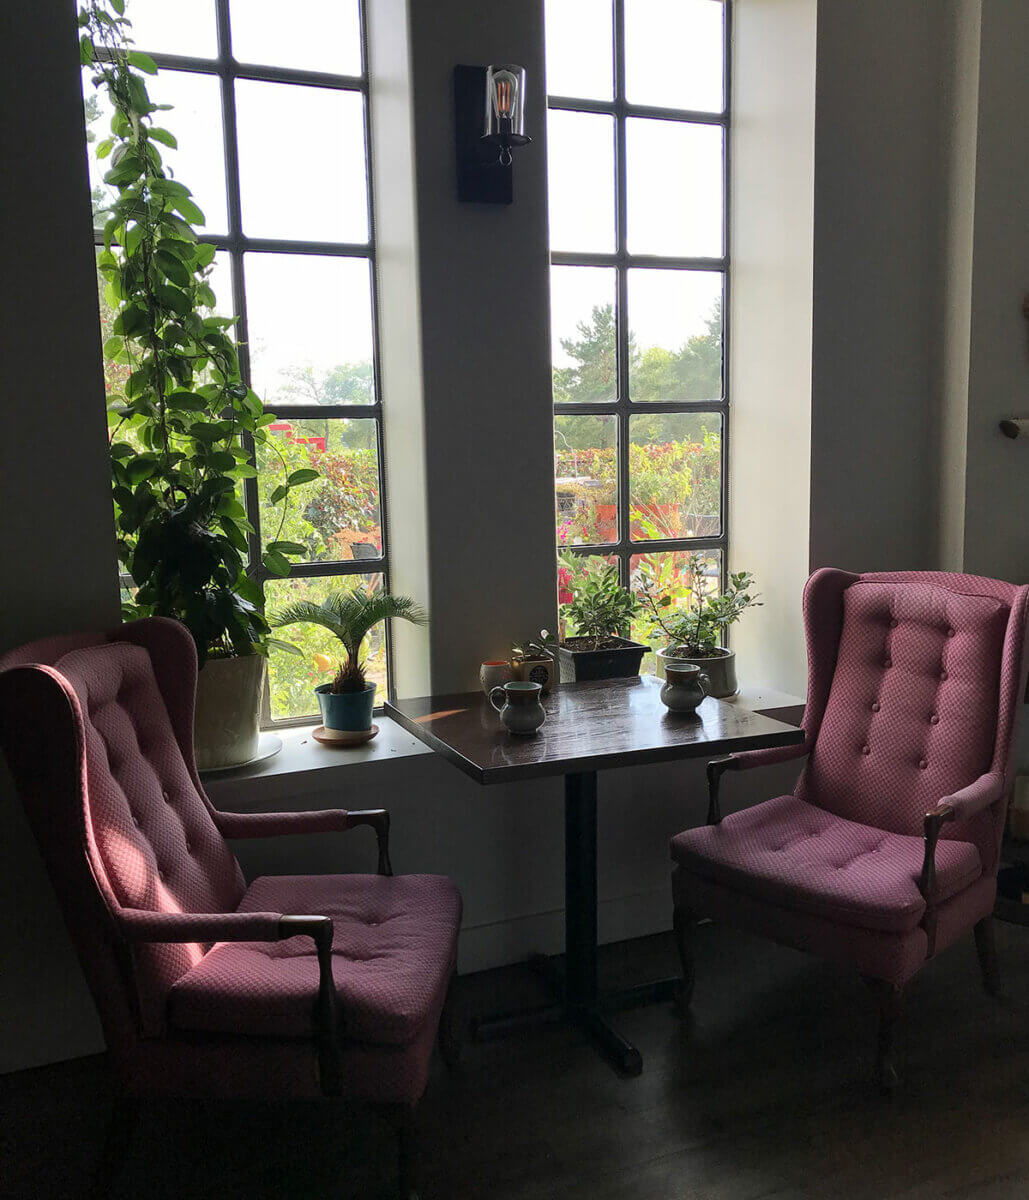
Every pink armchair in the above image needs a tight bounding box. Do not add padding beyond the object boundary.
[0,617,462,1197]
[672,569,1029,1088]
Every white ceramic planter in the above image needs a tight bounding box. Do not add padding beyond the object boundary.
[193,654,266,771]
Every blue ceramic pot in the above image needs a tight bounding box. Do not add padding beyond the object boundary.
[316,682,376,732]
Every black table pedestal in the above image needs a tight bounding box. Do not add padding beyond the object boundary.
[471,770,681,1076]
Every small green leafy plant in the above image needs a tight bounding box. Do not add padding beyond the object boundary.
[512,629,557,663]
[79,0,315,664]
[563,564,641,650]
[271,588,427,694]
[642,555,760,657]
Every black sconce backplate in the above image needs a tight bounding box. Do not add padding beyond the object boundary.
[454,65,513,205]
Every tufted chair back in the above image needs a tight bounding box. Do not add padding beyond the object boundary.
[0,618,245,1038]
[795,570,1029,872]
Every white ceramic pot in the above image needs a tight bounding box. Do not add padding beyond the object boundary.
[194,654,266,771]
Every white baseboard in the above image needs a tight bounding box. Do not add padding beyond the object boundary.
[455,887,672,975]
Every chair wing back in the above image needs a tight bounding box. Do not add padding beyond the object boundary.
[797,570,1029,870]
[0,618,245,1037]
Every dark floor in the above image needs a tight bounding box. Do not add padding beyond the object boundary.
[5,921,1029,1200]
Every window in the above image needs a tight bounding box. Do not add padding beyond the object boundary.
[546,0,729,662]
[85,0,389,723]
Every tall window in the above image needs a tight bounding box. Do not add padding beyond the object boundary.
[85,0,388,723]
[545,0,729,662]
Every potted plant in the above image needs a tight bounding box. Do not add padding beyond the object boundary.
[80,1,316,769]
[641,555,761,698]
[271,587,426,733]
[558,563,649,682]
[511,630,557,692]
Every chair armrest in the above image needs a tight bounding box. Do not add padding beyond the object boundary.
[116,909,344,1096]
[705,757,741,825]
[918,772,1005,899]
[214,807,392,876]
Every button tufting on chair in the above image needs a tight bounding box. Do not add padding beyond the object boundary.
[871,702,881,712]
[861,744,871,755]
[930,714,940,725]
[918,758,928,770]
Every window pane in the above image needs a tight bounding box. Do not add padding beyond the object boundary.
[555,414,617,546]
[258,419,381,563]
[230,0,363,76]
[626,119,722,257]
[236,81,368,243]
[625,0,724,113]
[547,110,615,254]
[149,70,229,235]
[551,266,617,404]
[97,248,233,403]
[558,553,619,636]
[126,0,218,58]
[630,549,722,674]
[545,0,613,100]
[629,413,721,541]
[243,254,374,407]
[628,270,722,402]
[266,573,386,721]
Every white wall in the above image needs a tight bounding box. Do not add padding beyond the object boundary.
[959,0,1029,582]
[729,0,817,698]
[0,0,120,1071]
[808,0,942,575]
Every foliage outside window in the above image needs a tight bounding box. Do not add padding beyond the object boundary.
[545,0,730,671]
[82,0,390,721]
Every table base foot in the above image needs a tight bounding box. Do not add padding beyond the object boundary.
[600,975,683,1013]
[470,1002,564,1041]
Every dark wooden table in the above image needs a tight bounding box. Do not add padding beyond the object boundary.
[386,675,804,1075]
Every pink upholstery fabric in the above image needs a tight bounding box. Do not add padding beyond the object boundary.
[0,617,463,1106]
[797,580,1006,845]
[168,874,462,1045]
[674,866,998,987]
[216,808,353,839]
[672,569,1029,984]
[732,568,858,770]
[672,795,981,933]
[55,642,246,1034]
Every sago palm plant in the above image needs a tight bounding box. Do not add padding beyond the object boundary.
[271,588,427,693]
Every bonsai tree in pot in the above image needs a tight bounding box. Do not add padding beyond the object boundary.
[558,562,649,683]
[271,587,427,734]
[80,1,315,768]
[640,555,760,698]
[511,629,557,692]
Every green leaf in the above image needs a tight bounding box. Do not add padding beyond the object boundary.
[156,284,190,316]
[268,484,288,505]
[156,248,191,287]
[262,549,291,577]
[267,541,307,556]
[170,195,206,225]
[148,127,178,149]
[126,456,158,484]
[95,137,114,159]
[266,638,303,656]
[286,468,319,487]
[127,50,158,74]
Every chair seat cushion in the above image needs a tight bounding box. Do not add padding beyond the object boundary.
[167,874,462,1045]
[671,796,981,934]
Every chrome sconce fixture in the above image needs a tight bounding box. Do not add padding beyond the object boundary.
[455,63,532,205]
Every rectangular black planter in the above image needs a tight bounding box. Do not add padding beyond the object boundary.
[557,637,650,683]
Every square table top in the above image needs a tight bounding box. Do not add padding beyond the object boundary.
[385,675,804,784]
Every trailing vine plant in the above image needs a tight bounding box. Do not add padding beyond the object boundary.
[78,0,315,664]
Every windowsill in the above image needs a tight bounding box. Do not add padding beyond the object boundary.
[201,715,433,809]
[200,683,804,810]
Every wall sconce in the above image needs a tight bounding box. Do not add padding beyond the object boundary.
[455,63,532,205]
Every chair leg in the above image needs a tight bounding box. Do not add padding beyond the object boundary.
[92,1097,138,1200]
[974,915,1000,996]
[864,978,905,1094]
[395,1103,421,1200]
[437,975,461,1073]
[673,904,696,1014]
